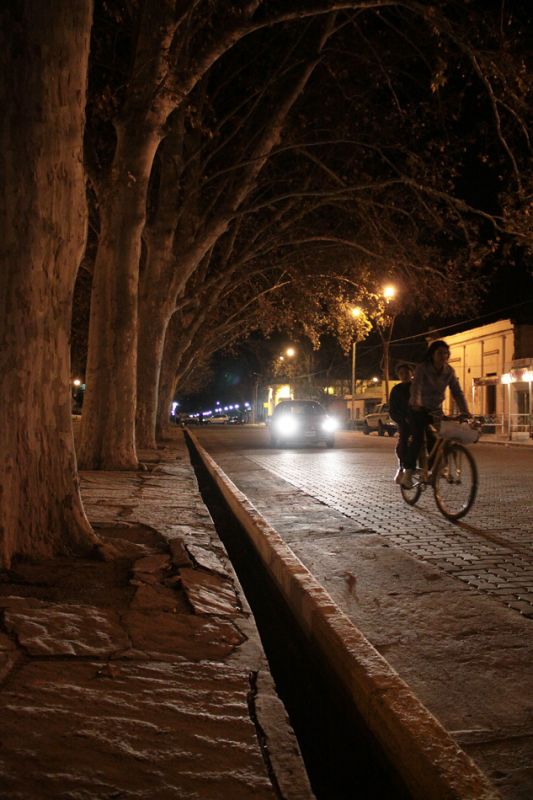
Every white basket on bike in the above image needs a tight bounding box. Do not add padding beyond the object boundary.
[439,419,480,444]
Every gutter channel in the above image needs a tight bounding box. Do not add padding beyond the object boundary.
[186,432,412,800]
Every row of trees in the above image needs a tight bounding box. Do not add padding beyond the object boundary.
[1,0,530,567]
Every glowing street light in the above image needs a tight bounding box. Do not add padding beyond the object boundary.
[383,285,396,301]
[279,347,296,362]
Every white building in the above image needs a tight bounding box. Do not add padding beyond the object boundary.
[444,319,533,438]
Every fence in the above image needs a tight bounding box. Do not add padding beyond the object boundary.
[481,413,533,439]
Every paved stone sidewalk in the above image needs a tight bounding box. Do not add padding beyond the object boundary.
[0,433,313,800]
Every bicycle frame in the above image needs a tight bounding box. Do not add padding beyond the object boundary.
[401,417,479,520]
[415,426,444,484]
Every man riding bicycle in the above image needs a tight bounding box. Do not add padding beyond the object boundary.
[401,340,470,489]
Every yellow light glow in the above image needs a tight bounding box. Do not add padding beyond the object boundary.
[277,385,292,400]
[383,285,396,300]
[286,347,296,357]
[73,379,82,387]
[351,306,362,318]
[501,373,512,384]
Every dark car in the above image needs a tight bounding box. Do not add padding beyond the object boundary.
[270,400,338,448]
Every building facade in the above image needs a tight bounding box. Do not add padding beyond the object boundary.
[445,319,533,437]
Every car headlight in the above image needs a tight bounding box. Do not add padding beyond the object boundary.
[322,416,338,432]
[274,415,299,436]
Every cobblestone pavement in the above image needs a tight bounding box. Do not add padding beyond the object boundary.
[196,428,533,619]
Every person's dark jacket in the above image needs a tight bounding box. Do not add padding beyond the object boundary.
[389,382,411,426]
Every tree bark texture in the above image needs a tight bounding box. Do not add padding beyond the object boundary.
[156,311,196,440]
[156,300,216,436]
[0,1,98,567]
[136,294,175,449]
[78,127,162,468]
[136,125,187,450]
[79,0,179,469]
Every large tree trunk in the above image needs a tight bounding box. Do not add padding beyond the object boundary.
[136,123,187,451]
[136,295,175,449]
[156,302,213,438]
[78,126,162,469]
[78,1,179,469]
[156,312,186,441]
[0,1,98,567]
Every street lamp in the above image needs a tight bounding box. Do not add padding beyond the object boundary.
[350,307,362,427]
[279,347,296,362]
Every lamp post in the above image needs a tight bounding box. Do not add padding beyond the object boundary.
[278,347,297,400]
[350,307,362,427]
[252,373,260,423]
[380,284,397,403]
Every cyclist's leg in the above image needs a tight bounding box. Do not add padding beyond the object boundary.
[426,421,437,468]
[396,421,409,465]
[393,421,409,482]
[401,408,428,489]
[404,408,429,470]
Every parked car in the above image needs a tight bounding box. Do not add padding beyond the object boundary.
[207,413,230,425]
[175,413,195,426]
[363,403,397,436]
[270,400,338,447]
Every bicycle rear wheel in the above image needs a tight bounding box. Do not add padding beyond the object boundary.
[433,442,477,520]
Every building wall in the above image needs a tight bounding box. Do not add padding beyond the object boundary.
[444,319,514,416]
[441,319,533,425]
[514,325,533,359]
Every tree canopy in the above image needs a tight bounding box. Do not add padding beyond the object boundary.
[1,0,531,564]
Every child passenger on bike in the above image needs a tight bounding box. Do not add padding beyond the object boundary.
[401,340,470,489]
[389,362,414,485]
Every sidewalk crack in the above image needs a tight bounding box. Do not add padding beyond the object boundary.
[247,670,284,799]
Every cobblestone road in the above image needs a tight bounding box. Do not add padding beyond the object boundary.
[196,427,533,619]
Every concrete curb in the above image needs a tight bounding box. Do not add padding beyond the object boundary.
[477,438,533,447]
[187,430,501,800]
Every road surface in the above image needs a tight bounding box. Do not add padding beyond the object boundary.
[192,424,533,799]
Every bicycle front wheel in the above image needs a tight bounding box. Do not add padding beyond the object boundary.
[400,473,422,506]
[433,442,478,521]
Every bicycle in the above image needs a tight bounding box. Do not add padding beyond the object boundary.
[400,416,482,521]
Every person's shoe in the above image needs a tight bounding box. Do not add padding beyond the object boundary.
[394,468,404,484]
[401,469,414,489]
